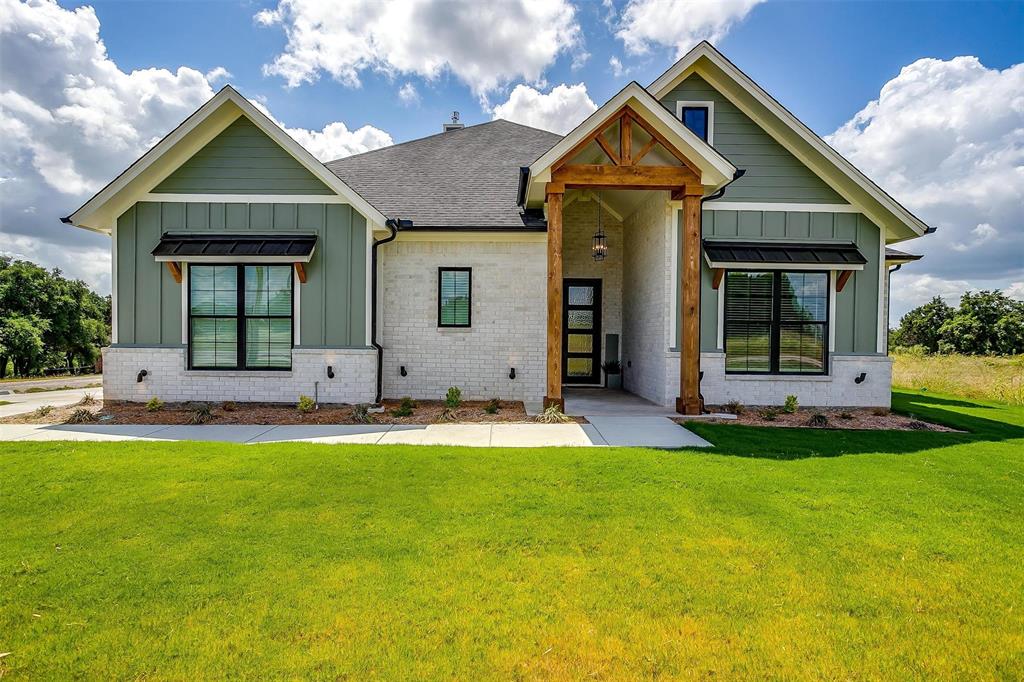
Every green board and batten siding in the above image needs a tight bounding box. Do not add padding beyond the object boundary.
[661,75,846,204]
[683,209,881,355]
[152,117,333,195]
[115,201,367,348]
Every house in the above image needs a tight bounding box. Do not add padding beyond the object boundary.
[64,42,928,414]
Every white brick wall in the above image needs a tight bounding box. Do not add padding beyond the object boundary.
[379,238,546,402]
[622,192,673,405]
[102,346,376,404]
[698,352,892,408]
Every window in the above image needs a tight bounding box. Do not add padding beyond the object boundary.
[438,267,471,327]
[724,271,828,375]
[189,264,293,370]
[676,101,714,143]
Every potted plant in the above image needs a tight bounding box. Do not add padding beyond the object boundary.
[601,360,622,390]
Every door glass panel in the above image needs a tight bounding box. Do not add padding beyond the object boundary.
[567,333,593,353]
[566,358,593,377]
[567,310,594,330]
[567,286,594,306]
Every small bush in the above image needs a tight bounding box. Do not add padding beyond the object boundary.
[759,407,778,422]
[222,401,237,412]
[399,396,416,410]
[146,397,164,412]
[839,411,854,420]
[872,407,890,417]
[350,403,371,424]
[807,413,829,428]
[783,395,799,414]
[188,402,213,425]
[536,405,572,424]
[297,395,316,413]
[908,420,932,431]
[32,404,54,418]
[723,400,745,415]
[391,404,413,417]
[437,406,458,422]
[76,393,98,406]
[64,408,98,425]
[484,398,501,414]
[445,386,462,409]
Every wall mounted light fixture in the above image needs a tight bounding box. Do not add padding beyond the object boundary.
[327,366,335,378]
[136,369,148,383]
[854,372,867,384]
[509,367,516,380]
[400,366,408,377]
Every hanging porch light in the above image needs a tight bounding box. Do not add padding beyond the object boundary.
[592,191,608,261]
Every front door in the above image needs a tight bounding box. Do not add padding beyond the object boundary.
[562,278,602,384]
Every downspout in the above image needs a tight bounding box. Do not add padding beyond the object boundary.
[695,169,746,412]
[371,218,400,404]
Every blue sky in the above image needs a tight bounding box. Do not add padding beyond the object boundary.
[1,0,1022,319]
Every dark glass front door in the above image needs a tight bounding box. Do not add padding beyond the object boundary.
[562,278,602,384]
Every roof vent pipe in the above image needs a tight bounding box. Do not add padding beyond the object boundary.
[443,111,464,132]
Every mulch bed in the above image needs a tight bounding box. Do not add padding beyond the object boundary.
[685,406,959,432]
[1,398,541,426]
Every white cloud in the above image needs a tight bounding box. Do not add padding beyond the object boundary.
[492,83,597,135]
[827,55,1024,304]
[1005,282,1024,301]
[0,0,392,294]
[609,55,626,78]
[205,66,232,83]
[398,82,419,105]
[256,0,582,102]
[616,0,764,56]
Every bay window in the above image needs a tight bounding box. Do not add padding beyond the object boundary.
[189,264,293,370]
[724,270,828,375]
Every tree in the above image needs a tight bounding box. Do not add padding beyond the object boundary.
[891,296,953,352]
[0,314,49,377]
[938,290,1024,355]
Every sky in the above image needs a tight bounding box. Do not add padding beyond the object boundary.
[1,0,1022,323]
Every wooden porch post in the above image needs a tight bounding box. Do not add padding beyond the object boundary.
[545,185,565,410]
[676,187,703,415]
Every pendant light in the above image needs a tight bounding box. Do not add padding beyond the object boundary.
[592,192,608,261]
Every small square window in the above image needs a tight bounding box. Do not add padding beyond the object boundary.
[677,101,714,143]
[438,268,471,327]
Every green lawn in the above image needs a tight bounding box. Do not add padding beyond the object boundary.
[2,390,1022,679]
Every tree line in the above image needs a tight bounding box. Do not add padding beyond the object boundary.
[890,290,1024,356]
[0,256,110,378]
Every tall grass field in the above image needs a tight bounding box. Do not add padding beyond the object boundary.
[892,352,1024,405]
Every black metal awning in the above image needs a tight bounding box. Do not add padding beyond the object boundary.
[702,239,867,270]
[151,233,317,263]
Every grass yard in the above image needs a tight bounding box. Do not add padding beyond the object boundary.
[893,351,1024,405]
[2,390,1022,679]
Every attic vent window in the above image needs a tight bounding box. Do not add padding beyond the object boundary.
[676,101,714,143]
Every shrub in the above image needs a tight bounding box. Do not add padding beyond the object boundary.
[839,411,854,420]
[872,407,890,417]
[391,403,413,417]
[758,407,778,422]
[350,403,371,424]
[445,386,462,409]
[807,413,829,428]
[145,397,164,412]
[484,398,501,414]
[188,402,213,425]
[76,393,97,406]
[437,406,458,422]
[222,401,237,412]
[64,408,97,424]
[32,404,54,418]
[908,420,931,431]
[723,400,745,415]
[297,395,316,413]
[536,405,572,424]
[399,396,416,410]
[783,395,799,414]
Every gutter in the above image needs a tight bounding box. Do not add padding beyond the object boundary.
[371,218,402,403]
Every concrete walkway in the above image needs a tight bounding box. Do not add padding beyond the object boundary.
[0,387,103,418]
[0,420,712,448]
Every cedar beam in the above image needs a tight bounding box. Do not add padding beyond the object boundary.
[294,262,307,284]
[595,135,620,165]
[676,190,703,416]
[620,112,632,165]
[711,268,724,290]
[544,189,565,411]
[836,270,853,292]
[165,261,182,283]
[553,164,698,190]
[633,137,658,164]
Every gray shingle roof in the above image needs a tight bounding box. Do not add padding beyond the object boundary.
[325,120,561,228]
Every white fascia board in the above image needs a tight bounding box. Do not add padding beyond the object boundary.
[528,82,735,190]
[67,86,388,233]
[648,42,929,238]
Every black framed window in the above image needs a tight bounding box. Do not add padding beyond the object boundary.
[680,106,709,141]
[724,270,828,375]
[438,267,471,327]
[189,264,293,370]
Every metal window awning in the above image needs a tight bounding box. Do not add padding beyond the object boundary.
[703,239,867,271]
[151,233,317,263]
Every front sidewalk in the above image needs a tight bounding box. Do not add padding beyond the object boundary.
[0,419,713,448]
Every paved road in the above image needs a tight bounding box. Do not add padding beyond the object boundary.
[0,387,104,418]
[0,375,102,394]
